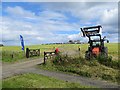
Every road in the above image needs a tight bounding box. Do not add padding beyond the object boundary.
[2,58,43,78]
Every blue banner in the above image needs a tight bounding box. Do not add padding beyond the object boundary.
[20,35,24,50]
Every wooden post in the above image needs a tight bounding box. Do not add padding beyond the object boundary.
[26,48,29,58]
[38,49,40,56]
[78,46,80,51]
[44,52,46,64]
[11,53,14,59]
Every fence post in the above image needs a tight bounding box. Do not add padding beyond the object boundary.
[26,48,29,58]
[44,52,46,64]
[11,53,14,59]
[38,49,40,56]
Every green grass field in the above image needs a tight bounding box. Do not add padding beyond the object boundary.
[2,73,93,88]
[1,43,119,62]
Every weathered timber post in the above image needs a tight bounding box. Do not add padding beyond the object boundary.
[78,46,80,51]
[38,49,40,56]
[11,53,14,59]
[26,48,29,58]
[44,52,46,64]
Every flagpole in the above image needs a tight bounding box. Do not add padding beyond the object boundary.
[20,35,25,57]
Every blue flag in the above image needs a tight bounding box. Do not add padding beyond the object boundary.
[20,35,24,50]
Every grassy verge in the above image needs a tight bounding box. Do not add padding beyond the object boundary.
[1,44,62,63]
[2,50,25,62]
[2,73,93,88]
[38,54,119,84]
[2,50,43,63]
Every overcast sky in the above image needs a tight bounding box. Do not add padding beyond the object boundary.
[1,2,118,46]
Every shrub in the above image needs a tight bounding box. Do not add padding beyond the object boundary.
[78,71,92,78]
[53,54,62,65]
[88,60,98,66]
[103,57,119,70]
[101,74,113,81]
[96,55,112,63]
[52,54,75,65]
[96,55,120,70]
[115,74,120,84]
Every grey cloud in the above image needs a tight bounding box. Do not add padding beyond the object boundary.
[6,6,35,18]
